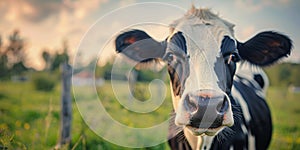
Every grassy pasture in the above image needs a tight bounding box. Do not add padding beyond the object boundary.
[267,87,300,150]
[0,80,299,149]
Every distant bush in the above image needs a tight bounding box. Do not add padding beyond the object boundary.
[264,63,300,87]
[133,83,151,101]
[32,73,56,92]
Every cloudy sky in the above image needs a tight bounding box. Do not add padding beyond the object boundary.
[0,0,299,70]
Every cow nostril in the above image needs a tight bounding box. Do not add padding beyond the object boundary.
[188,91,230,129]
[217,97,229,114]
[185,95,198,113]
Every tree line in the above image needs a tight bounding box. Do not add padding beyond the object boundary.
[264,62,300,87]
[0,30,70,80]
[1,29,299,87]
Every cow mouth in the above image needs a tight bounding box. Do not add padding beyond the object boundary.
[185,125,223,136]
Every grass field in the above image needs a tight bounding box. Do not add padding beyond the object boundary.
[0,80,299,149]
[266,87,300,150]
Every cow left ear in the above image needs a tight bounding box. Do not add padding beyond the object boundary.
[237,31,292,66]
[115,29,167,63]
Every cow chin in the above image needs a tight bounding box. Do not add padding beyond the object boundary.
[186,125,224,136]
[185,114,234,136]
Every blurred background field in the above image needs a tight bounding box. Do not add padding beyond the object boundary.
[0,62,300,149]
[1,0,300,149]
[0,78,171,150]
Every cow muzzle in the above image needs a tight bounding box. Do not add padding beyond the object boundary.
[184,89,229,130]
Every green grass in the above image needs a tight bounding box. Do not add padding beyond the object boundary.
[96,81,172,128]
[0,81,60,149]
[0,80,299,149]
[0,80,170,149]
[266,87,300,150]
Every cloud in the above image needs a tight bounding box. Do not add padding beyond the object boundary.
[0,0,60,23]
[63,0,109,19]
[0,0,109,22]
[278,0,291,4]
[234,0,291,13]
[119,0,137,7]
[0,0,109,39]
[236,25,256,41]
[0,0,109,69]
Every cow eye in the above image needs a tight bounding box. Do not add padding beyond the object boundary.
[231,53,241,62]
[226,53,240,64]
[166,52,175,63]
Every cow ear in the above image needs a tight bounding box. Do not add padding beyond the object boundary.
[237,31,292,66]
[115,29,166,63]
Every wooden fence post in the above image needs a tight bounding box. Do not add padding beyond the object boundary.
[56,62,72,148]
[128,69,137,101]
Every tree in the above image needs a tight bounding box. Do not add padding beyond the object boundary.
[51,40,69,71]
[279,65,291,85]
[0,35,9,78]
[6,30,24,64]
[5,30,28,74]
[290,64,300,86]
[265,63,300,87]
[42,50,52,71]
[0,34,2,48]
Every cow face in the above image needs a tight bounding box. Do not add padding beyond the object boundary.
[165,11,239,136]
[115,8,292,136]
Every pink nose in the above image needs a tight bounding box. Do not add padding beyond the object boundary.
[184,89,229,128]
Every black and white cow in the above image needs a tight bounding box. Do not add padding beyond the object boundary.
[114,7,292,150]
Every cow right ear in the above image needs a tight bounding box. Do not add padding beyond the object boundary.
[237,31,292,66]
[115,30,167,63]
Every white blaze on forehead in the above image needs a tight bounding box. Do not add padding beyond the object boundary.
[186,28,220,90]
[173,21,230,94]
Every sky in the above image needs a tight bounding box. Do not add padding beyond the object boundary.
[0,0,299,70]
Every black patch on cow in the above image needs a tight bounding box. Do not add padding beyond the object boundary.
[210,125,248,150]
[221,36,238,56]
[168,65,182,96]
[168,131,192,150]
[216,36,239,94]
[167,57,190,96]
[214,56,237,94]
[214,57,226,91]
[210,95,248,150]
[168,110,192,150]
[170,32,187,53]
[167,32,189,96]
[254,74,265,89]
[167,51,190,97]
[233,76,272,149]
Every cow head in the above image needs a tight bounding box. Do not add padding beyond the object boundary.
[115,8,292,136]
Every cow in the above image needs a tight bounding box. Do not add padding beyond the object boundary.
[114,6,292,150]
